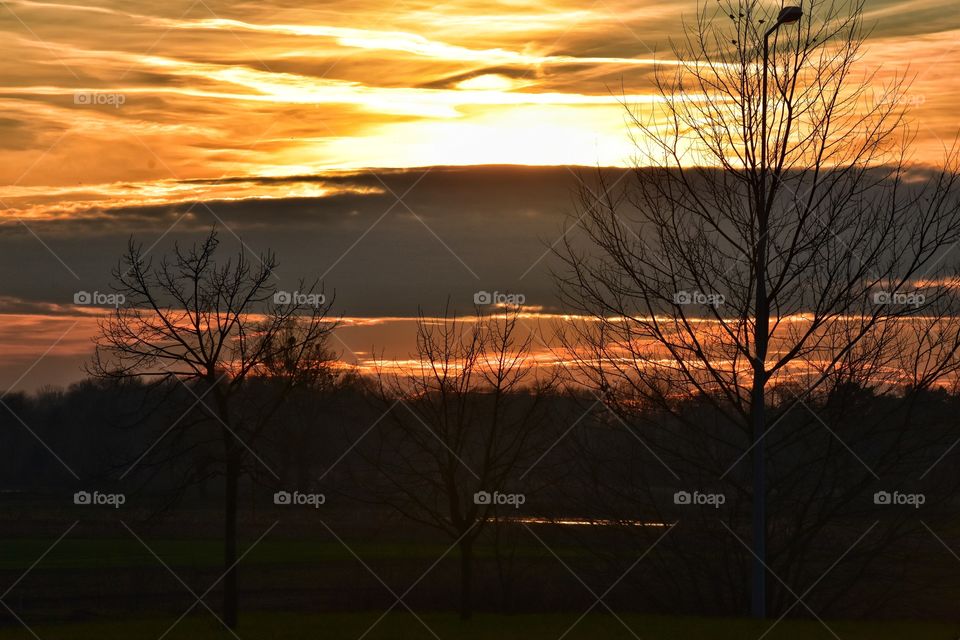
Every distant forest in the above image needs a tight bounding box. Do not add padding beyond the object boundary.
[4,370,960,619]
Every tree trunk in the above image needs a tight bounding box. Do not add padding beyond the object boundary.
[751,208,770,618]
[458,536,474,621]
[752,48,772,611]
[749,381,767,618]
[223,446,240,628]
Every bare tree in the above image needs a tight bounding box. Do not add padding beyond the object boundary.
[556,0,960,618]
[90,228,337,627]
[363,304,558,620]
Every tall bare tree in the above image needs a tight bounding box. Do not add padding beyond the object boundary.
[90,228,337,627]
[556,0,960,618]
[363,304,558,620]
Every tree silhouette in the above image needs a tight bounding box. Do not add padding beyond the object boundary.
[556,0,960,618]
[90,228,337,627]
[363,304,558,619]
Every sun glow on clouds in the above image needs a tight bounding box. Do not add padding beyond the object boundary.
[1,178,384,221]
[0,0,956,217]
[456,74,519,91]
[322,104,633,168]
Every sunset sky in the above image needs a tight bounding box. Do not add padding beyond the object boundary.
[0,0,958,389]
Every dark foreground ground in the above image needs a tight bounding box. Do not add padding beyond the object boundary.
[1,612,958,640]
[4,503,960,637]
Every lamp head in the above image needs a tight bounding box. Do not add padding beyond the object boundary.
[776,6,803,25]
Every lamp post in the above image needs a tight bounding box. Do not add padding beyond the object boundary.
[752,4,802,621]
[761,6,803,183]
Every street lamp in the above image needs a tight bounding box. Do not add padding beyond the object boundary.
[770,5,803,33]
[761,5,803,177]
[752,2,802,622]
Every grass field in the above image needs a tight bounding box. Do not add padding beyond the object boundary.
[0,612,958,640]
[0,537,586,570]
[1,534,956,639]
[0,538,448,570]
